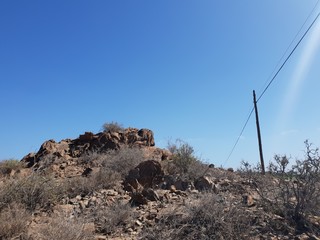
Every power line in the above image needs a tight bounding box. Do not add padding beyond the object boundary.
[225,106,254,164]
[224,9,320,165]
[257,11,320,102]
[258,0,320,95]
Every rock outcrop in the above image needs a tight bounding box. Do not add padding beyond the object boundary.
[21,128,160,168]
[124,160,164,191]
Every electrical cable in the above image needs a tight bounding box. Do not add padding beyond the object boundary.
[257,11,320,102]
[224,7,320,166]
[258,0,320,95]
[224,106,254,164]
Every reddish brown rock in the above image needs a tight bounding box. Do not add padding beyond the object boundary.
[124,160,164,191]
[21,128,162,169]
[194,176,216,192]
[138,129,155,146]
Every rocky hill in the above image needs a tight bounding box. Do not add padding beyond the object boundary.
[0,127,319,239]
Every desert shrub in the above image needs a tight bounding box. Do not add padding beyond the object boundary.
[244,141,320,234]
[77,151,108,166]
[164,140,207,180]
[168,140,197,173]
[93,200,136,235]
[93,167,122,189]
[0,203,31,239]
[100,146,145,177]
[37,214,93,240]
[184,195,253,239]
[139,193,253,239]
[268,155,289,174]
[0,159,23,177]
[64,147,145,198]
[267,141,320,233]
[0,173,60,211]
[163,158,208,180]
[64,169,121,198]
[62,176,93,199]
[102,121,124,132]
[238,160,263,184]
[36,153,59,172]
[80,147,145,177]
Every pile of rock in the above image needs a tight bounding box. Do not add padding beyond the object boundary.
[21,128,169,169]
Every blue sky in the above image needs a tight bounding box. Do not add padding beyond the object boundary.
[1,1,320,168]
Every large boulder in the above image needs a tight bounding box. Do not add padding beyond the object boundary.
[194,176,217,192]
[37,139,70,159]
[21,140,70,167]
[21,152,36,168]
[138,129,155,146]
[124,160,164,191]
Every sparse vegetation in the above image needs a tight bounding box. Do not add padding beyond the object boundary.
[0,159,23,177]
[100,146,145,177]
[63,168,121,198]
[267,140,320,234]
[79,146,145,177]
[239,140,320,235]
[0,173,60,211]
[1,125,319,239]
[102,121,124,132]
[93,200,136,235]
[139,192,253,240]
[37,214,92,240]
[0,203,31,239]
[164,140,208,180]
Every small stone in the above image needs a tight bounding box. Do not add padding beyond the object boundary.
[126,227,134,233]
[75,195,82,201]
[242,194,255,207]
[95,235,107,240]
[135,220,143,226]
[106,189,118,196]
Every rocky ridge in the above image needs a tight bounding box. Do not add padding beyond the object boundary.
[0,127,319,239]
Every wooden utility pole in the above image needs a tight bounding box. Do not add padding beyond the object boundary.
[253,90,265,175]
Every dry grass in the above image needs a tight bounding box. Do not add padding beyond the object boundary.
[238,141,320,235]
[0,159,23,177]
[0,174,60,211]
[79,146,145,177]
[63,168,121,199]
[102,121,124,132]
[100,146,145,177]
[139,192,254,240]
[0,203,31,239]
[92,200,136,235]
[37,214,93,240]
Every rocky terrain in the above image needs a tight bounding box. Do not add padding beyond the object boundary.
[0,126,319,239]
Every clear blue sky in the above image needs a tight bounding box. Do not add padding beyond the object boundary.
[1,1,320,168]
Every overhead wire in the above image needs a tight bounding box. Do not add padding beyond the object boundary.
[258,0,320,96]
[225,107,254,163]
[223,5,320,166]
[257,11,320,102]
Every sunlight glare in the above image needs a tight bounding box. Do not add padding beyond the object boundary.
[277,20,320,132]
